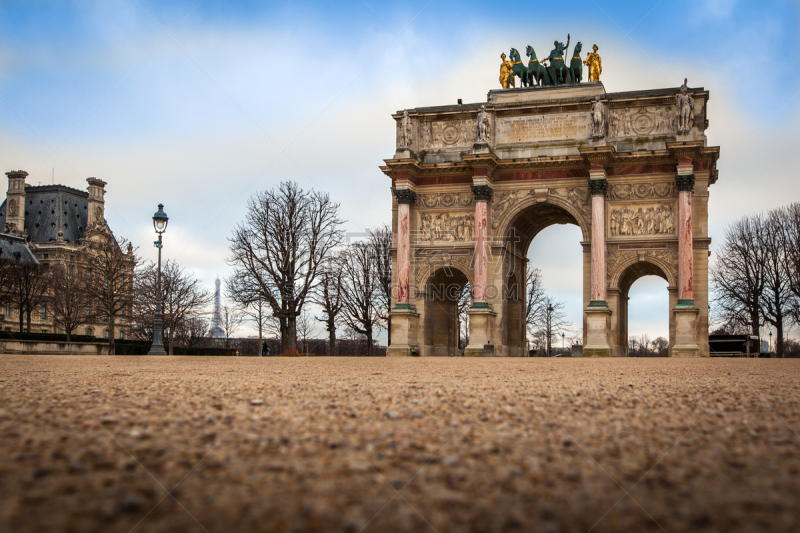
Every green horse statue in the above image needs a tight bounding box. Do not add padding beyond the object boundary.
[544,34,571,85]
[569,42,583,84]
[509,48,533,87]
[525,45,551,86]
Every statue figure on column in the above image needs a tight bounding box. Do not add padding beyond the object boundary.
[676,79,695,133]
[476,105,490,143]
[499,53,515,89]
[590,95,607,138]
[399,110,413,148]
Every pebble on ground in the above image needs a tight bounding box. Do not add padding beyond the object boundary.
[0,355,798,533]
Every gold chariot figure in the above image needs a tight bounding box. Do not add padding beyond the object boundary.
[499,52,515,89]
[584,44,602,82]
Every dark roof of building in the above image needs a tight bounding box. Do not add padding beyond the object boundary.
[0,233,38,263]
[0,184,89,244]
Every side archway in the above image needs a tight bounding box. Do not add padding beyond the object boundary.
[421,265,470,356]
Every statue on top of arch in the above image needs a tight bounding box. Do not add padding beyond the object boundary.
[500,35,602,88]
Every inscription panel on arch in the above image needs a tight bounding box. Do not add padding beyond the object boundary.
[496,113,591,144]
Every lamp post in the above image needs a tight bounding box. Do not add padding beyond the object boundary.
[562,332,565,352]
[769,331,773,354]
[148,204,169,356]
[547,303,554,357]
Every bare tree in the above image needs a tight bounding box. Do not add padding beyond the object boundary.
[310,257,344,355]
[81,237,137,355]
[457,282,471,352]
[652,336,669,357]
[174,316,209,348]
[528,294,570,356]
[710,214,767,336]
[133,260,212,354]
[776,203,800,325]
[227,182,344,351]
[369,225,393,345]
[296,312,314,354]
[339,241,381,356]
[225,269,274,343]
[220,305,243,349]
[525,267,546,337]
[4,261,50,333]
[761,210,794,357]
[49,263,94,342]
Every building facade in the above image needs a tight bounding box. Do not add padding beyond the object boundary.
[384,81,719,357]
[0,171,133,338]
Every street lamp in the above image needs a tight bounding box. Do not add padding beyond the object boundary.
[562,332,565,351]
[769,330,773,354]
[547,303,554,357]
[148,204,169,356]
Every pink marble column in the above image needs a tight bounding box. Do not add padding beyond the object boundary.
[471,185,492,307]
[588,178,608,306]
[393,189,416,308]
[676,174,695,305]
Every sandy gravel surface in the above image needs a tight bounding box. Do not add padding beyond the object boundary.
[0,355,798,533]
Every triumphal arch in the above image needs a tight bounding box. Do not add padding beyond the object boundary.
[383,47,719,357]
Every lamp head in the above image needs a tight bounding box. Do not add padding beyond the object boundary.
[153,203,169,234]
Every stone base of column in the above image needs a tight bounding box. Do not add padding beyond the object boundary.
[584,303,612,357]
[671,306,702,357]
[465,306,496,357]
[386,307,421,357]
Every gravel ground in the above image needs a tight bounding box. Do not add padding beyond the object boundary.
[0,355,799,533]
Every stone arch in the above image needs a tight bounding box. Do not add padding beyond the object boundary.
[612,258,676,357]
[493,192,591,245]
[421,266,470,356]
[608,251,678,291]
[414,255,474,295]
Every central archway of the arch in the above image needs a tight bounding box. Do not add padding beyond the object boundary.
[383,83,718,357]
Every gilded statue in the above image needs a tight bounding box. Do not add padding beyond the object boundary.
[584,44,602,82]
[499,52,515,89]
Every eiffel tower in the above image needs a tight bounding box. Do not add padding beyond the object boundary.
[209,276,224,338]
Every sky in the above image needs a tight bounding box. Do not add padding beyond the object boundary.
[1,0,798,342]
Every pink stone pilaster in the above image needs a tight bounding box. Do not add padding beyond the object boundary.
[397,202,410,304]
[678,189,693,301]
[393,188,416,307]
[473,200,488,302]
[588,178,608,306]
[591,194,606,302]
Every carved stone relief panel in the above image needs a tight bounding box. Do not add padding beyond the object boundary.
[608,106,677,138]
[608,203,676,237]
[417,192,474,209]
[608,182,676,200]
[606,248,678,286]
[418,212,475,243]
[421,120,476,149]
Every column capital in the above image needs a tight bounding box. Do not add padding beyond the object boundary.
[471,184,493,202]
[588,178,608,196]
[394,188,417,205]
[675,174,695,193]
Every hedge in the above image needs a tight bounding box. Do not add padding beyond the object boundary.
[0,331,98,343]
[112,340,237,356]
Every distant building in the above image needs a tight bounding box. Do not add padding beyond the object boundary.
[209,276,224,337]
[0,170,133,337]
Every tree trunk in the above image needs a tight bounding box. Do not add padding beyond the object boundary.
[108,317,116,355]
[285,316,297,351]
[66,328,72,343]
[18,305,23,333]
[328,321,336,356]
[26,307,32,333]
[366,329,374,357]
[776,317,785,357]
[387,314,391,347]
